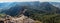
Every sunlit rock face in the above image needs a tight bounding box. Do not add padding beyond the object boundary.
[0,14,35,23]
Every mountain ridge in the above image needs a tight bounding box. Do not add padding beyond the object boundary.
[0,2,60,16]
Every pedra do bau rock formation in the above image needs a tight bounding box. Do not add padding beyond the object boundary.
[0,9,35,23]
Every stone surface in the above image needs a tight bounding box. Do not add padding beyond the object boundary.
[0,14,35,23]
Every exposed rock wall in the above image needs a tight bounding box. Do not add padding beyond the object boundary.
[0,14,35,23]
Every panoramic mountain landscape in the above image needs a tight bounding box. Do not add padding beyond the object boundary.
[0,1,60,23]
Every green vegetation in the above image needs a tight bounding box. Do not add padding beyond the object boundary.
[28,11,60,23]
[25,6,60,23]
[23,2,60,23]
[0,13,6,18]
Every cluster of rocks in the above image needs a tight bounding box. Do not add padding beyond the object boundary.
[0,14,35,23]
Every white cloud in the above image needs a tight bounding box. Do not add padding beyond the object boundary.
[39,0,60,2]
[0,0,38,2]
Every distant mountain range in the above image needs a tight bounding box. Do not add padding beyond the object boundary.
[50,2,60,8]
[0,2,60,16]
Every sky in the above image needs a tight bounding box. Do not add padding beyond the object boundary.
[0,0,38,2]
[39,0,60,2]
[0,0,60,2]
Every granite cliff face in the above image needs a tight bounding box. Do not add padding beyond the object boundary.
[0,14,35,23]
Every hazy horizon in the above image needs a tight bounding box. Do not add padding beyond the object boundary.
[0,0,60,3]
